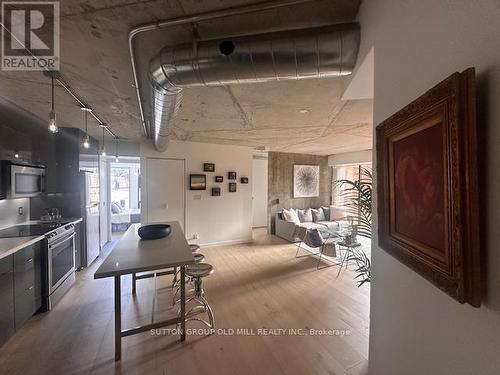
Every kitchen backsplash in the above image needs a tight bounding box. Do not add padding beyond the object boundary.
[0,198,30,229]
[30,192,82,220]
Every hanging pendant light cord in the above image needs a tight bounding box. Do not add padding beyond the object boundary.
[84,109,88,133]
[51,75,55,113]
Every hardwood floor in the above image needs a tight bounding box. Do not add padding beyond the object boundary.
[0,229,369,375]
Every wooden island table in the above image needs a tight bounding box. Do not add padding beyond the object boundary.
[94,222,194,361]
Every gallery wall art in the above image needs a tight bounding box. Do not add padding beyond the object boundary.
[376,68,481,307]
[203,163,215,172]
[189,174,206,190]
[293,165,319,198]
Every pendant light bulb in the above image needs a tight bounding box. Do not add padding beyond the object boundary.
[101,148,107,157]
[48,75,58,133]
[81,107,92,149]
[83,137,90,149]
[48,111,58,133]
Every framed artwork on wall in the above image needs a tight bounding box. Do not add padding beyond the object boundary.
[228,171,237,180]
[376,68,481,307]
[228,182,237,192]
[189,174,206,190]
[293,165,319,198]
[203,163,215,172]
[211,187,221,196]
[240,177,249,184]
[215,176,223,183]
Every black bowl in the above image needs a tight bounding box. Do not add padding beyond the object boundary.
[138,224,171,240]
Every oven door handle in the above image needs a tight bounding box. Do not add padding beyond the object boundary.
[49,233,76,250]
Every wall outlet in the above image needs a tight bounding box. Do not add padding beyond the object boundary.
[18,207,24,216]
[193,233,199,239]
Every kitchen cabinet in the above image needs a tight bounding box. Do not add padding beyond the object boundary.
[74,221,82,270]
[0,241,43,344]
[0,254,14,345]
[13,240,42,328]
[55,128,99,193]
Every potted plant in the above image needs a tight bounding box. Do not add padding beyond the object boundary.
[334,166,372,286]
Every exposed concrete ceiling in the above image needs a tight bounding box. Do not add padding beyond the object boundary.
[0,0,372,155]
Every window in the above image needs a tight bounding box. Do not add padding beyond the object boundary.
[332,163,372,207]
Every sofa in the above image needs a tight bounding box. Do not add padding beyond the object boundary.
[111,202,141,232]
[274,206,348,242]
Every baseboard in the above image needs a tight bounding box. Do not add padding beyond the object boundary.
[198,237,253,247]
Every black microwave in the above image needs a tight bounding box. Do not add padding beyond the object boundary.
[0,160,46,199]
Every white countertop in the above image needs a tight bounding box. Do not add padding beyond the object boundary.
[0,236,45,260]
[0,217,83,260]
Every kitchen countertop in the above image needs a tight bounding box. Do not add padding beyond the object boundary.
[0,217,83,260]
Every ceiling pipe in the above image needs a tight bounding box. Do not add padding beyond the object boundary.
[149,23,360,151]
[128,0,317,140]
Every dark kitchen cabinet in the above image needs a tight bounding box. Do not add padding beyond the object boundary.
[13,241,42,329]
[0,255,15,345]
[74,221,82,270]
[55,128,99,193]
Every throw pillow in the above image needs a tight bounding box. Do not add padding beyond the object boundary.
[321,206,330,221]
[297,208,313,222]
[311,207,326,222]
[329,205,346,221]
[282,208,300,224]
[111,202,122,214]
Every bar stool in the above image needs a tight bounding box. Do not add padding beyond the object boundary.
[172,244,201,287]
[183,263,215,329]
[172,253,205,303]
[189,244,201,253]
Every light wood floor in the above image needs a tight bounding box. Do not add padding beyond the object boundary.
[0,229,369,375]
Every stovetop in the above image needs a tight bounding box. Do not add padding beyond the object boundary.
[0,222,70,238]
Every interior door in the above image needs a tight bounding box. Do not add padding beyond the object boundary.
[99,157,109,247]
[252,157,268,227]
[146,158,185,230]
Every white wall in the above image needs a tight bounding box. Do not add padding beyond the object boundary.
[252,157,268,228]
[357,1,500,374]
[141,140,253,246]
[327,150,372,167]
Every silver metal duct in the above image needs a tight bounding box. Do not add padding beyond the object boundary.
[149,23,360,151]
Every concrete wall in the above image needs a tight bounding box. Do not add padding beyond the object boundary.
[356,1,500,374]
[141,140,253,246]
[268,151,331,232]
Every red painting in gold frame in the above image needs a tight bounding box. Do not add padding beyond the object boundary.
[376,68,481,307]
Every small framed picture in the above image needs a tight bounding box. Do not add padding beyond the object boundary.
[228,171,237,180]
[211,187,221,196]
[203,163,215,172]
[190,174,206,190]
[240,177,249,184]
[228,182,237,192]
[215,176,223,183]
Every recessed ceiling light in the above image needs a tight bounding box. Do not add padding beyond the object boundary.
[299,109,309,114]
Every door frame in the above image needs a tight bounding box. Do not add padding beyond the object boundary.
[142,157,186,231]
